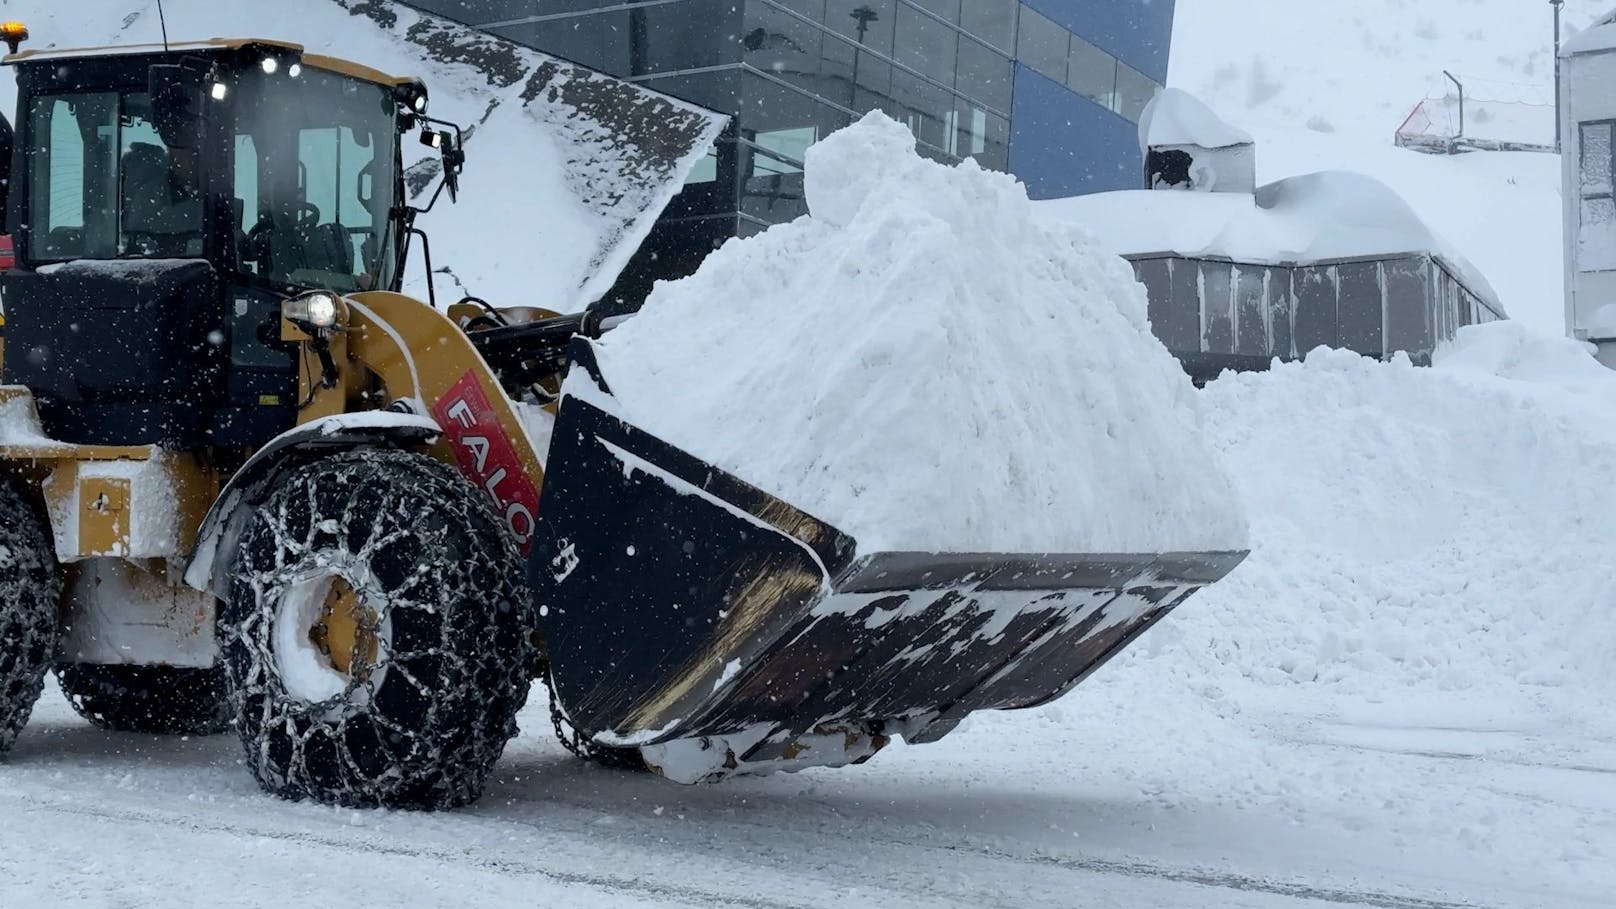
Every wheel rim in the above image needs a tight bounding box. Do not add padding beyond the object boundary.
[272,572,389,704]
[310,578,378,677]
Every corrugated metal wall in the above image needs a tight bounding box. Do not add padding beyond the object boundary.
[1131,254,1504,380]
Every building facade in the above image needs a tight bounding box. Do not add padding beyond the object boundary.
[400,0,1173,302]
[1561,13,1616,368]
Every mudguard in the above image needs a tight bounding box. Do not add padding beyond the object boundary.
[182,411,440,596]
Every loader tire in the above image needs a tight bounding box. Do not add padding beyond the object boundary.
[221,448,535,810]
[56,664,233,735]
[0,477,62,756]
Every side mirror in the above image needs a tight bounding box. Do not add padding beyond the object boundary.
[420,127,463,202]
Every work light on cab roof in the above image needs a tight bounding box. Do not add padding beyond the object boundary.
[0,21,28,55]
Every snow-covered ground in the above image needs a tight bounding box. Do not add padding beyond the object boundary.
[3,3,1615,908]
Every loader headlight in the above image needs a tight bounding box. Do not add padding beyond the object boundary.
[283,292,344,332]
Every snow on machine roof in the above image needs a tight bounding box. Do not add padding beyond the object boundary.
[2,36,419,88]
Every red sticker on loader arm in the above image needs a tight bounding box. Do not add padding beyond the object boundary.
[432,371,541,553]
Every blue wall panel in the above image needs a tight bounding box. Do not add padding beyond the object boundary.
[1008,65,1140,199]
[1021,0,1176,83]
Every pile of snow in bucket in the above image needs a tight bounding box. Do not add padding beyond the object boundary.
[593,112,1248,554]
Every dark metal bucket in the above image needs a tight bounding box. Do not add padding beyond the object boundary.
[530,342,1246,781]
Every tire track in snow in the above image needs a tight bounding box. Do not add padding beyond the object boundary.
[1,792,812,909]
[507,789,1497,909]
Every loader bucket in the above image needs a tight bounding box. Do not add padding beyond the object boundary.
[531,342,1246,782]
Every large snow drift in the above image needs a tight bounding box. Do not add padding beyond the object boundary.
[594,113,1248,554]
[1168,322,1616,698]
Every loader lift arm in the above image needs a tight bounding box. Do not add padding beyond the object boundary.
[464,308,621,394]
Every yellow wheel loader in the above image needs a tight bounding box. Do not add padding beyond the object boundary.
[0,29,1246,809]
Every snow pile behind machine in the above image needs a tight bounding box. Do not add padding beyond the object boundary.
[0,24,1248,808]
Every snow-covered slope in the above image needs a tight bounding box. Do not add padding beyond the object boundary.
[1172,0,1605,337]
[0,0,724,309]
[1173,0,1609,138]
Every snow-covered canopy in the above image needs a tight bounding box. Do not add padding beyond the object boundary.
[1563,10,1616,55]
[1138,88,1254,153]
[1038,170,1503,312]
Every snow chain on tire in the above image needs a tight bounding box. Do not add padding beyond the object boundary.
[56,664,234,736]
[0,477,63,756]
[221,448,536,810]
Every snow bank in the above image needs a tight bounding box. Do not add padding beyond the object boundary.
[594,113,1248,554]
[1152,322,1616,696]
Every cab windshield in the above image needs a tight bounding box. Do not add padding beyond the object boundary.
[234,68,399,293]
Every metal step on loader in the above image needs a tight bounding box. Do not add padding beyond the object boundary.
[0,24,1246,808]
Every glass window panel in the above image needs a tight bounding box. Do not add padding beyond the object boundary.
[908,0,959,25]
[492,11,634,77]
[1581,122,1613,197]
[30,94,112,260]
[640,67,744,114]
[741,72,852,141]
[638,0,739,76]
[234,136,259,234]
[755,126,817,173]
[1015,7,1067,83]
[973,111,1009,171]
[854,48,894,108]
[740,150,808,222]
[817,23,892,105]
[949,99,988,158]
[1115,62,1161,122]
[894,3,958,84]
[955,35,1011,113]
[1067,34,1117,111]
[824,0,896,58]
[685,148,719,185]
[1581,197,1616,271]
[960,0,1016,51]
[886,68,952,152]
[27,90,207,261]
[775,0,828,23]
[234,70,398,290]
[742,3,824,82]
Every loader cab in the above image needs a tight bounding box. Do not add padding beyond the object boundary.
[0,39,425,450]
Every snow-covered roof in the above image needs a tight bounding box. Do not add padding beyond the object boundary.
[1138,88,1254,152]
[1563,11,1616,55]
[1037,170,1503,313]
